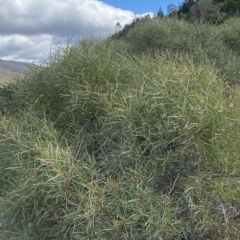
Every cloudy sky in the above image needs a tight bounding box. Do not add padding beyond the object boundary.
[0,0,182,63]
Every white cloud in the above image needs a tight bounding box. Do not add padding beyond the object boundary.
[0,34,54,62]
[0,0,152,62]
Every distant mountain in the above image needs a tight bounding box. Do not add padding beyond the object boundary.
[0,59,33,73]
[0,59,34,85]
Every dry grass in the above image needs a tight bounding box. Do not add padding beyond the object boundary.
[0,69,17,85]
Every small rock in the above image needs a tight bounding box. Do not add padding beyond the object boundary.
[212,201,238,221]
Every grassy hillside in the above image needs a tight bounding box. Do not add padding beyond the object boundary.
[111,16,240,84]
[0,18,240,239]
[0,59,33,73]
[0,59,33,85]
[0,68,17,85]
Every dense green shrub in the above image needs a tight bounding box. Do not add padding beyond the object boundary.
[217,18,240,55]
[1,21,240,239]
[112,17,240,84]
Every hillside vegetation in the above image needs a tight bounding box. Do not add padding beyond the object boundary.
[176,0,240,24]
[0,68,17,85]
[1,17,240,239]
[0,59,33,85]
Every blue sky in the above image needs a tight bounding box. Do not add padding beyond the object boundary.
[101,0,184,15]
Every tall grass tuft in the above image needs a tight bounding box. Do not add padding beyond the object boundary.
[1,33,240,238]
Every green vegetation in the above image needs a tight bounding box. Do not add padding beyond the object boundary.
[177,0,240,24]
[1,17,240,239]
[112,16,240,84]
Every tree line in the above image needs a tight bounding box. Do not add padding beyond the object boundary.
[162,0,240,25]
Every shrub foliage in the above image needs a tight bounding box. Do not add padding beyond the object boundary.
[1,18,240,239]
